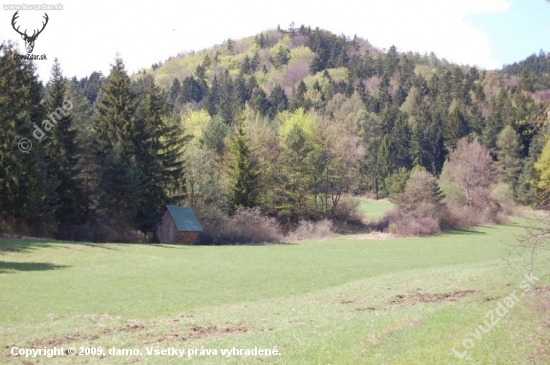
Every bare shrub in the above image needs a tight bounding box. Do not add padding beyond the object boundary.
[440,138,497,209]
[381,170,445,236]
[332,198,362,223]
[203,207,282,244]
[491,183,517,216]
[439,138,510,227]
[383,203,442,236]
[441,198,508,229]
[397,170,445,212]
[441,205,477,229]
[286,219,335,241]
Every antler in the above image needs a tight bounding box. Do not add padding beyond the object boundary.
[28,13,49,40]
[11,11,26,37]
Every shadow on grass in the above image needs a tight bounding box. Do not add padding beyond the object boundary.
[0,261,69,273]
[444,228,486,235]
[0,238,59,254]
[0,238,120,254]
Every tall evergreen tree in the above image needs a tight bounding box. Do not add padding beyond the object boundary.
[376,135,394,198]
[93,57,135,159]
[0,43,45,230]
[44,59,87,234]
[132,79,187,234]
[269,85,288,118]
[92,57,141,222]
[230,122,258,209]
[280,123,313,220]
[495,126,523,192]
[205,75,220,117]
[291,80,309,111]
[251,87,271,117]
[167,77,181,109]
[517,132,545,205]
[444,100,470,151]
[218,70,237,124]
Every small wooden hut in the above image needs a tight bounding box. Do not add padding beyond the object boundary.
[156,205,203,244]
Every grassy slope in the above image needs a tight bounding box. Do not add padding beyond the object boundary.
[357,198,394,221]
[1,215,549,364]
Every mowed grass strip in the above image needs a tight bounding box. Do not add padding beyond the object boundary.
[1,219,549,364]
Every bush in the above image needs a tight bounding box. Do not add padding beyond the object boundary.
[440,205,478,229]
[397,169,445,212]
[440,198,508,229]
[201,207,282,244]
[385,168,410,202]
[285,219,335,241]
[491,183,517,216]
[380,170,445,236]
[383,203,442,236]
[331,198,363,223]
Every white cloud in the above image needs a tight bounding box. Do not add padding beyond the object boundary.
[0,0,509,81]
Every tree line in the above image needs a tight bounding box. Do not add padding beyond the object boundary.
[1,25,549,241]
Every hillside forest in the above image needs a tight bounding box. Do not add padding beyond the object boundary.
[1,25,550,242]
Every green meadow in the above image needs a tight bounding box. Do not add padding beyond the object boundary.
[356,199,395,221]
[1,202,549,364]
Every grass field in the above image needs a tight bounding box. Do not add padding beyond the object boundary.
[356,198,394,221]
[1,203,549,364]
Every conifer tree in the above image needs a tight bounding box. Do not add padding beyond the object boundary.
[0,43,45,229]
[44,59,87,233]
[376,135,394,198]
[269,85,288,118]
[132,78,187,234]
[93,57,135,159]
[280,123,313,220]
[251,87,271,117]
[205,75,220,116]
[230,122,258,209]
[495,126,523,192]
[92,57,141,223]
[291,80,309,111]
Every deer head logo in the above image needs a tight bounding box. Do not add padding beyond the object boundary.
[11,11,49,54]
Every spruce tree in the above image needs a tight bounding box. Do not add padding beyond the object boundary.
[93,57,135,159]
[517,133,545,205]
[230,122,258,209]
[268,85,288,118]
[375,135,394,198]
[495,126,523,192]
[44,59,87,234]
[132,79,187,234]
[0,43,46,230]
[280,123,313,220]
[92,57,141,224]
[218,70,237,124]
[205,75,220,116]
[251,87,271,117]
[291,80,309,111]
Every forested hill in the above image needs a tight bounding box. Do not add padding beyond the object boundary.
[2,25,550,241]
[139,25,550,144]
[134,25,550,185]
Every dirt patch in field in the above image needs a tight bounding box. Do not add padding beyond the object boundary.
[389,289,477,305]
[142,322,248,344]
[188,323,248,339]
[120,324,147,332]
[33,332,99,347]
[339,299,355,304]
[356,307,376,311]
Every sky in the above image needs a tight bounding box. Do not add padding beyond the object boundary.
[0,0,549,82]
